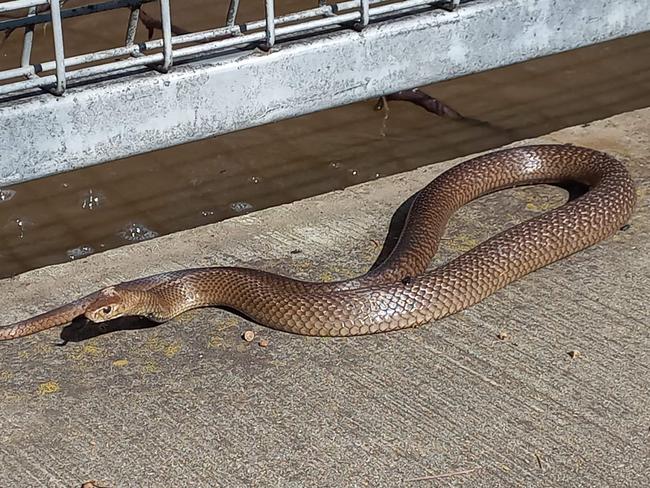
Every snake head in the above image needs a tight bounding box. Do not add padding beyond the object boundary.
[84,286,129,323]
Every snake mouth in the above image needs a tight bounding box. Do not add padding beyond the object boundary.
[84,308,126,323]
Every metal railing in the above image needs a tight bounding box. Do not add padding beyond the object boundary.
[0,0,461,98]
[1,0,648,185]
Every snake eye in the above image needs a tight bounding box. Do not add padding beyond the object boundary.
[102,306,112,314]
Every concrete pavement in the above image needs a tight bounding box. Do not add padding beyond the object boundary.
[0,109,648,487]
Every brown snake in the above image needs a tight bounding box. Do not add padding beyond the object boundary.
[0,145,636,341]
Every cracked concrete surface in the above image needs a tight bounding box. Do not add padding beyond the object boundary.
[0,109,648,487]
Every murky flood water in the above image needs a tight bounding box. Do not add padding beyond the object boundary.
[1,1,649,278]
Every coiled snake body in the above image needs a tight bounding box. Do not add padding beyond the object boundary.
[0,145,636,341]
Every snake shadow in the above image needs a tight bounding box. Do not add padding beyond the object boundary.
[59,316,159,344]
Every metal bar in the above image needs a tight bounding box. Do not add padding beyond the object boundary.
[0,66,35,83]
[0,0,156,31]
[364,0,441,18]
[48,0,66,95]
[145,24,240,48]
[0,51,166,97]
[225,0,240,26]
[0,43,142,84]
[357,0,369,29]
[1,0,649,184]
[238,1,396,33]
[0,0,48,13]
[124,5,141,47]
[19,6,37,72]
[239,4,333,33]
[158,0,173,71]
[270,9,359,37]
[263,0,276,49]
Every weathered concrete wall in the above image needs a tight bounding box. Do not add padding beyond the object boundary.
[0,108,648,487]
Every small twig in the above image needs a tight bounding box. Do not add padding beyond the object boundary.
[376,87,518,140]
[374,88,464,137]
[405,467,481,482]
[381,88,464,119]
[535,452,544,470]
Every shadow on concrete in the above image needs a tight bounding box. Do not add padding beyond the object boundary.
[59,316,159,343]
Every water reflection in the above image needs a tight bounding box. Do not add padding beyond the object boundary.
[81,189,104,210]
[119,223,159,242]
[229,202,254,214]
[67,245,95,260]
[0,189,16,202]
[2,217,33,239]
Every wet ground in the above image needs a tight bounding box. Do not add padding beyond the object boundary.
[1,108,648,487]
[0,2,649,277]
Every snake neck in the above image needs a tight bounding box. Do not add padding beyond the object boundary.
[115,272,211,322]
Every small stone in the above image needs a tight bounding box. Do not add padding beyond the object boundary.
[497,331,510,341]
[567,350,580,359]
[242,330,255,342]
[259,339,269,348]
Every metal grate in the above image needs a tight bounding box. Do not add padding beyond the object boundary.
[1,0,648,185]
[0,0,461,98]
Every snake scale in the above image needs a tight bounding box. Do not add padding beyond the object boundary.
[0,145,636,341]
